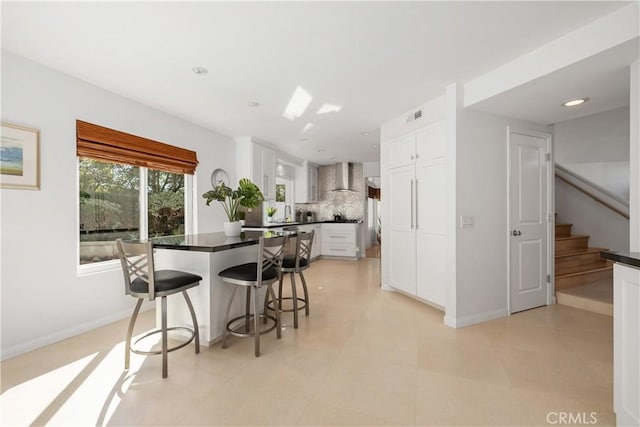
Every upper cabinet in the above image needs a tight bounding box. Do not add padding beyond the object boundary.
[236,138,276,200]
[295,161,318,203]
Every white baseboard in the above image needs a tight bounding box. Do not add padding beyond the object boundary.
[380,283,396,291]
[1,304,154,361]
[444,307,508,328]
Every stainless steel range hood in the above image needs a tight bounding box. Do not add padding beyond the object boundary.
[331,162,354,192]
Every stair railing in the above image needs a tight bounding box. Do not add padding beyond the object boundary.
[555,163,630,219]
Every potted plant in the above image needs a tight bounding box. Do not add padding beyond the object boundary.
[202,178,264,236]
[266,206,277,223]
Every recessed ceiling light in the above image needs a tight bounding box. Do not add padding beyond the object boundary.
[373,144,378,148]
[248,101,260,108]
[361,132,370,136]
[331,157,337,161]
[192,66,208,75]
[300,137,309,142]
[563,98,589,107]
[317,148,325,153]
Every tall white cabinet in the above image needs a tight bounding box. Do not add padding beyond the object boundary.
[236,137,276,200]
[382,121,449,308]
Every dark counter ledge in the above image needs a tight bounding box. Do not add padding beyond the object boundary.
[147,231,288,253]
[243,219,363,229]
[601,251,640,269]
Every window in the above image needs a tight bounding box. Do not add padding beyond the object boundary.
[77,120,197,267]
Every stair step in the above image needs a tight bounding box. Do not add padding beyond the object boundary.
[555,266,613,290]
[555,235,590,253]
[556,280,612,316]
[555,246,607,258]
[555,247,609,270]
[556,260,610,276]
[555,224,573,238]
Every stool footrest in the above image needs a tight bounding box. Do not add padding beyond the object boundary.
[130,326,196,356]
[266,297,307,313]
[227,313,278,338]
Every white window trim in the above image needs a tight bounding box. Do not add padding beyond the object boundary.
[77,164,193,276]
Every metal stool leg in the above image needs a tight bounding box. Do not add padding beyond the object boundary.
[299,271,310,316]
[268,284,281,339]
[252,285,260,357]
[244,287,251,333]
[161,296,168,379]
[278,274,284,311]
[182,290,200,353]
[125,298,144,370]
[290,272,299,328]
[222,286,238,349]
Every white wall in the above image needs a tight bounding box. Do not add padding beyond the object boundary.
[554,107,630,164]
[453,102,549,327]
[631,61,640,252]
[1,52,236,359]
[554,107,630,200]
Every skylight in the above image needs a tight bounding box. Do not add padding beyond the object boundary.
[316,103,342,114]
[283,86,312,121]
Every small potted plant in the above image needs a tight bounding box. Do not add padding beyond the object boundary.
[202,178,264,236]
[266,206,277,223]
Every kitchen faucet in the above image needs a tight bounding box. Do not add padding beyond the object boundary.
[284,204,292,221]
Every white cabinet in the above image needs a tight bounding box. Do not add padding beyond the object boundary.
[295,161,318,203]
[382,121,449,307]
[236,138,276,199]
[298,224,322,260]
[321,223,357,258]
[613,263,640,427]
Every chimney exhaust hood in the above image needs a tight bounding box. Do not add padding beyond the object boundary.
[331,162,354,192]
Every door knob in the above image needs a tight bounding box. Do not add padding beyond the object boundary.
[512,230,522,236]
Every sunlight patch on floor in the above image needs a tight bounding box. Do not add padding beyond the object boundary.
[0,340,149,427]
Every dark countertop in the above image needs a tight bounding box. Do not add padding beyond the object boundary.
[600,251,640,269]
[243,219,363,229]
[149,231,289,253]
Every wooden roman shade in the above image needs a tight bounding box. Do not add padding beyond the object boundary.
[76,120,199,174]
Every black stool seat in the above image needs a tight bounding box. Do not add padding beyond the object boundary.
[282,255,308,269]
[219,263,278,283]
[131,270,202,294]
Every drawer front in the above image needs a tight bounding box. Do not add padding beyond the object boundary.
[322,231,355,245]
[322,245,357,258]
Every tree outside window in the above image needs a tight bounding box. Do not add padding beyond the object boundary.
[79,158,185,265]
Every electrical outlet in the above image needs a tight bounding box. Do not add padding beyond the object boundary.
[460,216,474,228]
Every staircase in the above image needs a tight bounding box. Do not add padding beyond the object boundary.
[555,223,613,316]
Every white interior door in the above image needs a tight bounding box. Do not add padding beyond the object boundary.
[509,129,550,313]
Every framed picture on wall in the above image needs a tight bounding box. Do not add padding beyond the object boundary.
[1,122,40,190]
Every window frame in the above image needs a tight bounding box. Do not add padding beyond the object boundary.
[76,158,193,275]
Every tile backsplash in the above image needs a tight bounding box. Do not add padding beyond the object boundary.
[298,162,365,221]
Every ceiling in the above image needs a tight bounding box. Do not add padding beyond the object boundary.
[468,38,638,125]
[1,1,630,164]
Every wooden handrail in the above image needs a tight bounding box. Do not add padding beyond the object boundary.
[555,163,630,219]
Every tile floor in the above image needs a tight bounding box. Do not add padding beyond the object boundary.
[1,257,615,426]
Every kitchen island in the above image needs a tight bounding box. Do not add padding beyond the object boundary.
[150,231,287,346]
[600,251,640,427]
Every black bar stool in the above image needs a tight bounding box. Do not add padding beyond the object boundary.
[270,230,314,329]
[116,238,201,379]
[218,235,286,357]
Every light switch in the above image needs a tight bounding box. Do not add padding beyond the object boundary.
[460,216,474,228]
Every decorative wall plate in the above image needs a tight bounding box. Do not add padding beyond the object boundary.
[211,168,230,187]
